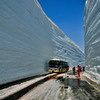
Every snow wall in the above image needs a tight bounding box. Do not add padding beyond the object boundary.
[84,0,100,83]
[0,0,85,85]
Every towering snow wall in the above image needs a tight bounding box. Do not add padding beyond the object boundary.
[0,0,85,85]
[84,0,100,83]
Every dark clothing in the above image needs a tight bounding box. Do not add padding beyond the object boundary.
[83,67,85,71]
[72,67,75,75]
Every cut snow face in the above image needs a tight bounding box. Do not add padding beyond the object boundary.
[0,0,84,84]
[84,0,100,83]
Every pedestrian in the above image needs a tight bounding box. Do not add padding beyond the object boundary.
[77,65,81,77]
[83,66,85,71]
[80,66,82,72]
[72,67,75,75]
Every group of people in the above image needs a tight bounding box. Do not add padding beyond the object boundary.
[72,65,85,77]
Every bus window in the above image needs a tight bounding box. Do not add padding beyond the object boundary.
[49,61,60,68]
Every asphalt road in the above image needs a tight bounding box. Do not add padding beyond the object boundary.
[19,73,100,100]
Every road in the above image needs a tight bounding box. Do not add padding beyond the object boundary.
[18,73,100,100]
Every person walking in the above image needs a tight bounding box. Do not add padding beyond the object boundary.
[72,67,75,75]
[83,66,85,71]
[77,65,81,77]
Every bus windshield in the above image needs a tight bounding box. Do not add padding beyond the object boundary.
[49,61,60,68]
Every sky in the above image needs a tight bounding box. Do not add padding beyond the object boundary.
[38,0,86,52]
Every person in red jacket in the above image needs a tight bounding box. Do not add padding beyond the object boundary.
[77,65,81,77]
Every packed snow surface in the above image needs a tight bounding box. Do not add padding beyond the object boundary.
[84,0,100,83]
[0,0,85,84]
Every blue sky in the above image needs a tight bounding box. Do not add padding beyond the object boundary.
[38,0,86,52]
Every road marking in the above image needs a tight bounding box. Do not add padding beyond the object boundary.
[48,73,61,80]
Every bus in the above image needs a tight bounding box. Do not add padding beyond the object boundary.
[48,59,69,73]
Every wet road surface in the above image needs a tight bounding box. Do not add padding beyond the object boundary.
[19,74,100,100]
